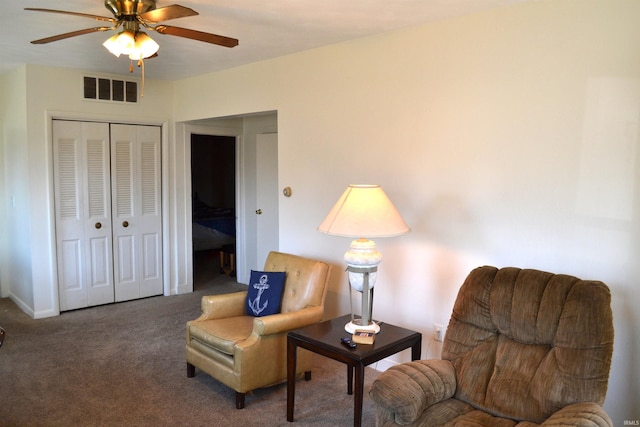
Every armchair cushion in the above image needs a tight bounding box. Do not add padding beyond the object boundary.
[369,359,456,424]
[541,402,613,426]
[189,315,254,355]
[246,270,286,316]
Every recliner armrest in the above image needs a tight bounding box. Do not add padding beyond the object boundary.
[197,291,248,321]
[252,306,324,336]
[369,359,457,425]
[541,402,613,427]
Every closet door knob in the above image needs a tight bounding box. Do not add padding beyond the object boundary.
[255,209,263,215]
[95,222,102,229]
[122,221,129,228]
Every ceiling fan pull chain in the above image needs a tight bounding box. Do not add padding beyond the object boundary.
[140,59,145,97]
[129,60,133,73]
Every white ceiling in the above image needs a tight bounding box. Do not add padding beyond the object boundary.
[1,0,527,80]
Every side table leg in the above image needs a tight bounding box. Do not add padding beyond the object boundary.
[354,363,365,427]
[411,339,422,361]
[287,337,297,422]
[347,365,353,395]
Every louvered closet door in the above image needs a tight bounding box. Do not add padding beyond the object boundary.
[53,120,114,311]
[110,124,163,302]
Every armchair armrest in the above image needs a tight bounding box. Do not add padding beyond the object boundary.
[197,291,248,321]
[541,402,612,427]
[369,359,456,425]
[252,306,324,336]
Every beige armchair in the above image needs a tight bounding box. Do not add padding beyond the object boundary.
[370,266,614,426]
[186,251,331,408]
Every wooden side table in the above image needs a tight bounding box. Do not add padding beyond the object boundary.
[286,314,422,427]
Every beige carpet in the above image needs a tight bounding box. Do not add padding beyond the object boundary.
[0,252,380,426]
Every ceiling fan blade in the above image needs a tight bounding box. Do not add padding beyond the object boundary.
[31,27,112,45]
[139,4,198,23]
[155,25,238,48]
[24,8,117,23]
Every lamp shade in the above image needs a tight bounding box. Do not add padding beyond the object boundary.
[317,184,410,238]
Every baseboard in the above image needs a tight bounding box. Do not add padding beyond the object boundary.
[9,294,34,318]
[372,357,399,372]
[33,307,59,319]
[174,283,192,295]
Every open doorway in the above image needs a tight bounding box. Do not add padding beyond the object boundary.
[191,134,236,290]
[182,112,278,289]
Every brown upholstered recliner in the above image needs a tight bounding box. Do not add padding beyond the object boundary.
[186,251,331,408]
[370,266,614,427]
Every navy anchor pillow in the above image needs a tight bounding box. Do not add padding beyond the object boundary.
[246,270,286,317]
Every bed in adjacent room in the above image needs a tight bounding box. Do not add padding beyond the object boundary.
[192,197,236,252]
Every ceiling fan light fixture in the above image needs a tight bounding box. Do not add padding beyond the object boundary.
[103,30,136,57]
[27,1,237,95]
[128,31,159,60]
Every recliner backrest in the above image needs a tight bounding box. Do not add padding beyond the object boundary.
[442,266,614,423]
[264,251,330,313]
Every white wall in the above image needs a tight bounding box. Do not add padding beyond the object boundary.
[0,68,32,307]
[0,65,175,317]
[173,0,639,422]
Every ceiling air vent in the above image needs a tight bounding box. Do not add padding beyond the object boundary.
[83,76,138,103]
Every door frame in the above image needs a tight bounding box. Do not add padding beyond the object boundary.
[183,114,278,287]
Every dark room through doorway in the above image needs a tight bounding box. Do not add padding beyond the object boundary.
[191,134,237,290]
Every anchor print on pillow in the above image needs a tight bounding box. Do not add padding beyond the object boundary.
[246,270,286,317]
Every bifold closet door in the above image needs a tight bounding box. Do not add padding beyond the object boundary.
[53,120,162,310]
[110,124,163,301]
[53,120,114,311]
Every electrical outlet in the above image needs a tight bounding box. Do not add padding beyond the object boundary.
[434,323,444,342]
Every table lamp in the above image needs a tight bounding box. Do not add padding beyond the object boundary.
[318,184,410,333]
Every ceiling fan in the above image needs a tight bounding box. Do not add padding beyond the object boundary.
[25,0,238,57]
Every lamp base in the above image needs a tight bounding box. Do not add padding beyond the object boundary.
[345,319,381,334]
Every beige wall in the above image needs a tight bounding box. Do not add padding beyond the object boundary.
[174,0,639,422]
[1,0,637,422]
